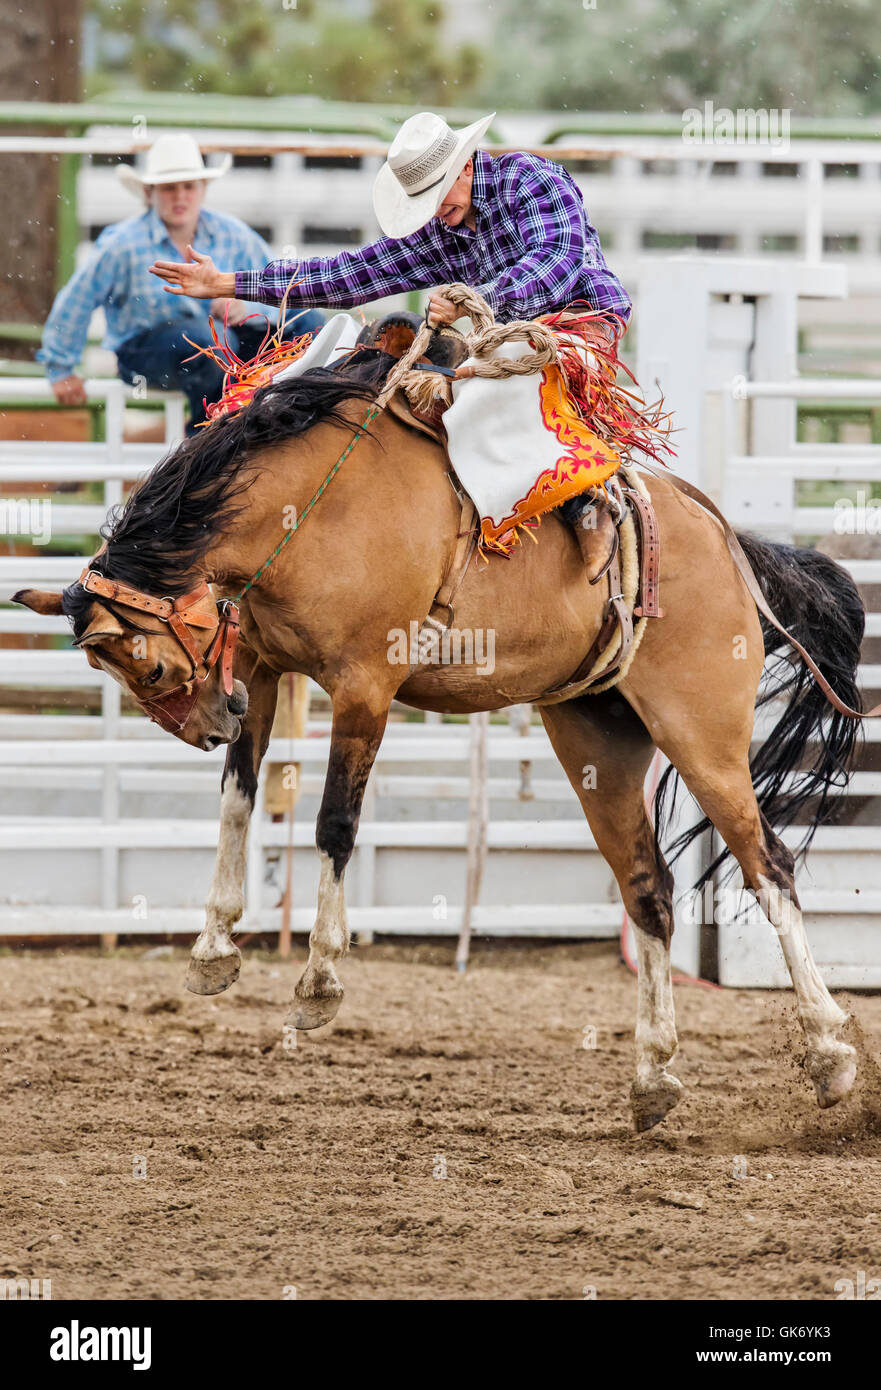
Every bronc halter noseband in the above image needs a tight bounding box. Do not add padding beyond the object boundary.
[77,568,241,734]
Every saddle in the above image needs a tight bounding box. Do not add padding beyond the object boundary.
[363,311,664,701]
[349,312,877,722]
[356,310,468,373]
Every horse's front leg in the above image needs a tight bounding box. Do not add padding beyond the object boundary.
[187,660,280,996]
[287,683,389,1029]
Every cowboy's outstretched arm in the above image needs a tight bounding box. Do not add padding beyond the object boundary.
[232,234,438,308]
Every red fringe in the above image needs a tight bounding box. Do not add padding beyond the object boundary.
[182,278,318,426]
[540,304,676,467]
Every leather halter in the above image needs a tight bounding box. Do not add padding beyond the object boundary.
[77,568,240,733]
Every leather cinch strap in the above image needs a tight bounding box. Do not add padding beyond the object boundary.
[413,494,479,658]
[591,546,634,685]
[545,543,635,698]
[637,462,881,721]
[433,495,478,616]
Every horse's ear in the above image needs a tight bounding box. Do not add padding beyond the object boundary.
[12,588,64,615]
[75,608,126,647]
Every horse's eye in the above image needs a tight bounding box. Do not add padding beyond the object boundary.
[143,664,164,686]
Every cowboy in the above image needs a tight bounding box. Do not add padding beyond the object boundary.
[38,133,325,431]
[149,113,630,563]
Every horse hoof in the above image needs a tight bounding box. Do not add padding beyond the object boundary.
[807,1043,857,1109]
[285,993,342,1031]
[631,1074,683,1133]
[186,950,241,996]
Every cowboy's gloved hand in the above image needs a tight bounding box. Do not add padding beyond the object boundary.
[149,246,235,300]
[427,293,459,328]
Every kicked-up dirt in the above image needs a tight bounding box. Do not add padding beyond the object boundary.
[1,939,880,1300]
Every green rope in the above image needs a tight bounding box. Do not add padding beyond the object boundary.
[229,406,380,603]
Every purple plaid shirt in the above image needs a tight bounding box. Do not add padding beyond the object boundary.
[234,149,631,324]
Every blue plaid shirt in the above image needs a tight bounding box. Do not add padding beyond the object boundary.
[235,149,631,324]
[39,207,279,382]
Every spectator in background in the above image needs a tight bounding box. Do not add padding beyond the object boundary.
[38,133,324,431]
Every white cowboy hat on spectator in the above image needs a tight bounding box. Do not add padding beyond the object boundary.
[373,110,495,239]
[117,133,232,198]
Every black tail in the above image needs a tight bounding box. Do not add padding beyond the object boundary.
[654,533,866,887]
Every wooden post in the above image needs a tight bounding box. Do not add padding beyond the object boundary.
[456,711,489,973]
[508,703,534,800]
[274,673,310,959]
[99,384,124,953]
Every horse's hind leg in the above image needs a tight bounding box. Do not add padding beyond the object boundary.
[690,782,852,1107]
[639,695,856,1110]
[287,677,389,1030]
[752,813,855,1107]
[540,693,683,1132]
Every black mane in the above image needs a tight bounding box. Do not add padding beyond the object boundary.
[63,356,391,637]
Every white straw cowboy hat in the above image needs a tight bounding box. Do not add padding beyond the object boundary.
[117,133,232,198]
[373,110,495,239]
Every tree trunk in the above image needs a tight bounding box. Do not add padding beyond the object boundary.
[0,1,81,342]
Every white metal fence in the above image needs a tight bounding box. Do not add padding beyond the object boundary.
[5,119,881,372]
[718,373,881,986]
[68,128,881,291]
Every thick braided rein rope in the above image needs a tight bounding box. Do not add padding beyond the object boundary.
[229,285,559,601]
[396,283,561,400]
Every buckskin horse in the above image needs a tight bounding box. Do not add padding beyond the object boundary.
[15,321,873,1132]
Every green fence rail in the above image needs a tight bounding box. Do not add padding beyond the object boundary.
[543,113,881,143]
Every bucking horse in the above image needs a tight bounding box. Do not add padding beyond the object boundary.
[15,293,876,1132]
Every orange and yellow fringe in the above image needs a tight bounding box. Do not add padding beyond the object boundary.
[477,308,675,557]
[183,278,320,424]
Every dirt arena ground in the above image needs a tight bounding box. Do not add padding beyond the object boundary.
[2,940,880,1301]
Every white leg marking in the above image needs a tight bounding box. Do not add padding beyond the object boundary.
[288,851,348,1029]
[757,874,847,1036]
[186,778,252,994]
[309,850,349,963]
[757,873,855,1106]
[633,927,678,1085]
[630,925,683,1131]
